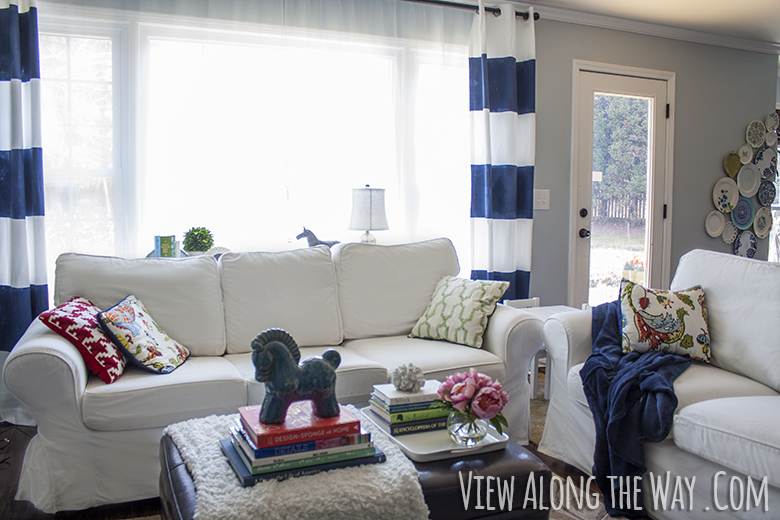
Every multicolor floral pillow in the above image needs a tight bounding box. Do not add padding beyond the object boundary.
[97,295,190,374]
[38,297,127,384]
[620,279,710,362]
[409,276,509,348]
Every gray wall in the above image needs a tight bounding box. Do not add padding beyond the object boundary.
[531,19,778,305]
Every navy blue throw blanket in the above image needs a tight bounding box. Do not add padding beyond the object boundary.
[580,301,691,518]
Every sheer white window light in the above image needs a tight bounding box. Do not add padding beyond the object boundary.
[39,0,473,275]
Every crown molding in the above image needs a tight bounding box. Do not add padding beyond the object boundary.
[509,2,780,55]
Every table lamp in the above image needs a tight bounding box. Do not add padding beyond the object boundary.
[349,185,389,243]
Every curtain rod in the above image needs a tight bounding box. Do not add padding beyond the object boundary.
[401,0,540,21]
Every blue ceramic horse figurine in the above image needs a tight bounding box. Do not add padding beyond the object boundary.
[251,328,341,424]
[296,228,340,248]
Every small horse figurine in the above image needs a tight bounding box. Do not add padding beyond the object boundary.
[251,328,341,424]
[296,227,339,248]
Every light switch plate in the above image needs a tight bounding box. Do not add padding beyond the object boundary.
[534,189,550,210]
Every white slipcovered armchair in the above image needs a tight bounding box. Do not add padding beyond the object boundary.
[539,249,780,519]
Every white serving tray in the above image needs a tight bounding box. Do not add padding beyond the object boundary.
[360,407,509,462]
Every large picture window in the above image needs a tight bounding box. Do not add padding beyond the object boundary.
[39,4,472,284]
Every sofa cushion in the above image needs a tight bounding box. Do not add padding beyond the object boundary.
[38,297,127,384]
[620,280,710,362]
[224,348,388,406]
[671,249,780,391]
[55,254,225,357]
[333,238,460,340]
[568,360,780,440]
[409,276,509,348]
[97,295,190,374]
[342,335,506,385]
[82,357,246,431]
[673,396,780,488]
[219,247,343,354]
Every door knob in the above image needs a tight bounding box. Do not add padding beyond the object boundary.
[579,228,591,238]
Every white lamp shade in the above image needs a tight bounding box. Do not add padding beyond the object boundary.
[349,186,389,231]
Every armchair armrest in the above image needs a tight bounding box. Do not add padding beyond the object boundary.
[538,309,592,459]
[543,309,593,377]
[3,319,89,433]
[482,305,544,445]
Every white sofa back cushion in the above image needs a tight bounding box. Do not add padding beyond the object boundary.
[333,238,460,340]
[671,249,780,391]
[55,254,226,356]
[220,247,343,354]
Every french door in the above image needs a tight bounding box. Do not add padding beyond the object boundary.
[569,61,675,308]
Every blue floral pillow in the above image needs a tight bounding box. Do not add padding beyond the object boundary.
[98,295,190,374]
[619,279,710,362]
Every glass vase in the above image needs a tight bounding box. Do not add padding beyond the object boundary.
[447,410,488,447]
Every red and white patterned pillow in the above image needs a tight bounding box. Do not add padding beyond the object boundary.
[38,296,127,384]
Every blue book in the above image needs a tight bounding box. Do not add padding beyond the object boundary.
[219,439,386,487]
[369,395,441,413]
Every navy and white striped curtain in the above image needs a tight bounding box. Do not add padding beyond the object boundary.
[0,0,47,353]
[469,2,535,300]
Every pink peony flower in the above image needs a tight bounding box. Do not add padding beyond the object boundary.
[437,369,509,427]
[449,378,476,408]
[437,377,454,401]
[471,386,506,419]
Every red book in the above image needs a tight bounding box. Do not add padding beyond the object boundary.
[238,401,361,448]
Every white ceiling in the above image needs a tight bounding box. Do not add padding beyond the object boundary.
[517,0,780,54]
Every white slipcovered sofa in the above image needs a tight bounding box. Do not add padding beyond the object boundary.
[3,238,544,513]
[539,249,780,519]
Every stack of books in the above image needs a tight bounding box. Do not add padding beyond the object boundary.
[220,401,385,487]
[364,379,448,436]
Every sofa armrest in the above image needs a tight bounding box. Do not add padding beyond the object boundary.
[482,305,544,445]
[3,319,89,432]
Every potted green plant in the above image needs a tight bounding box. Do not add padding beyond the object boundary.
[183,227,214,255]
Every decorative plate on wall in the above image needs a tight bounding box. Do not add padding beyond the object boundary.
[734,230,757,258]
[737,163,760,197]
[754,207,772,239]
[705,210,725,238]
[766,131,778,148]
[738,143,754,164]
[712,177,738,212]
[723,151,741,177]
[754,145,777,180]
[722,220,738,244]
[757,180,776,207]
[747,120,767,148]
[731,196,756,230]
[766,112,779,132]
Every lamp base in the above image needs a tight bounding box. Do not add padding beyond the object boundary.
[359,231,376,244]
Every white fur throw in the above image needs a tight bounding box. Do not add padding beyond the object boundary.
[164,405,429,520]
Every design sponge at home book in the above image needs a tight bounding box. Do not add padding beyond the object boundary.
[238,401,361,448]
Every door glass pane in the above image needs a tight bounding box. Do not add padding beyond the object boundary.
[589,93,650,307]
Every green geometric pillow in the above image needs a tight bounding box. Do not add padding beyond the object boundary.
[409,276,509,348]
[620,279,711,362]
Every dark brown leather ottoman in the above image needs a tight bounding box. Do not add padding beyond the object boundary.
[160,434,551,520]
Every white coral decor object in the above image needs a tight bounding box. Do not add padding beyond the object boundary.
[392,363,425,393]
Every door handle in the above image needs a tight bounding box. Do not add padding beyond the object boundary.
[579,228,591,238]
